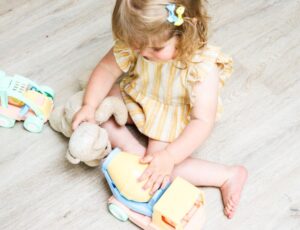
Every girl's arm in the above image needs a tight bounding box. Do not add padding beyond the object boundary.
[83,48,123,108]
[72,48,123,129]
[166,66,220,164]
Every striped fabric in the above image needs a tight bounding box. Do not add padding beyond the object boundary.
[113,40,233,142]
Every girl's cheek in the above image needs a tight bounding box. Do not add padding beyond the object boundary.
[157,50,175,61]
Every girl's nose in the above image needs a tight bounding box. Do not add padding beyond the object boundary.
[140,49,148,57]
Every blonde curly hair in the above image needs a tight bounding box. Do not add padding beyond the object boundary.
[112,0,210,65]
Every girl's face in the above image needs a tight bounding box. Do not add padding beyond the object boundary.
[134,36,178,62]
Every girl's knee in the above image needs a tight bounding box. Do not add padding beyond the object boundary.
[101,117,118,130]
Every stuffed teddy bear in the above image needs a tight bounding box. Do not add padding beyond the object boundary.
[49,90,128,167]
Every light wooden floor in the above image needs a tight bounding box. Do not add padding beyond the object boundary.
[0,0,299,229]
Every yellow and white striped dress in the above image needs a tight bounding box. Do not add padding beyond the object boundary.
[113,40,233,142]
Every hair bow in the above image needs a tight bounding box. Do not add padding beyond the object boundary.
[166,3,185,26]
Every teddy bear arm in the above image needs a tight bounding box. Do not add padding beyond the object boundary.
[95,96,128,126]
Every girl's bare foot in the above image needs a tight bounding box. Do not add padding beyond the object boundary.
[220,166,248,219]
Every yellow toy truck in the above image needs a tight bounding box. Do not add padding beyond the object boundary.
[102,148,206,229]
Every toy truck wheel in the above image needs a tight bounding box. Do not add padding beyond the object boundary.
[39,85,55,99]
[108,203,128,222]
[24,116,43,133]
[0,114,16,128]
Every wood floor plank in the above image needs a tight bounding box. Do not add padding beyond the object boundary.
[0,0,299,229]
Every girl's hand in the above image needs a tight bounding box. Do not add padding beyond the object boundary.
[138,150,175,195]
[72,104,96,130]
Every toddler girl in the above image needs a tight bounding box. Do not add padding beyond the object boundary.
[72,0,247,219]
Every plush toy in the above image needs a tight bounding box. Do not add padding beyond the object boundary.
[49,90,128,167]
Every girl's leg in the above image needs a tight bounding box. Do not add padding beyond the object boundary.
[101,118,146,155]
[172,158,247,219]
[147,139,248,219]
[101,84,146,155]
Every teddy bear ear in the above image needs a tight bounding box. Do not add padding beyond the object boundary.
[94,128,109,150]
[66,150,80,164]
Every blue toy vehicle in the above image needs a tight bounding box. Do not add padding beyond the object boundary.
[0,70,54,132]
[101,148,206,229]
[102,148,168,217]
